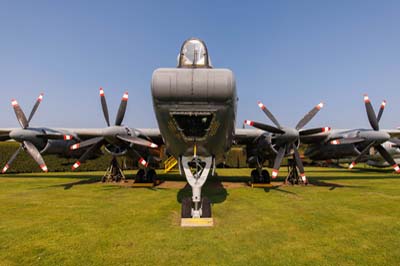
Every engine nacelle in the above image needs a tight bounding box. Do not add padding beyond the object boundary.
[305,143,359,161]
[246,133,300,166]
[41,139,77,156]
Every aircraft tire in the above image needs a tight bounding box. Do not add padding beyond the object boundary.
[201,197,212,218]
[251,169,260,183]
[147,169,156,183]
[181,197,192,218]
[136,169,145,183]
[261,169,271,184]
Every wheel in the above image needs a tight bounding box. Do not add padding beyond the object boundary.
[146,169,157,183]
[201,197,212,218]
[181,197,192,218]
[261,169,271,184]
[135,169,145,183]
[251,169,260,183]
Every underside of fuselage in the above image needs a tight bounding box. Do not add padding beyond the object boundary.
[151,68,237,163]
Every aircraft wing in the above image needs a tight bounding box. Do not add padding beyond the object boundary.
[0,127,163,143]
[60,128,163,144]
[234,128,332,145]
[384,129,400,138]
[0,128,14,141]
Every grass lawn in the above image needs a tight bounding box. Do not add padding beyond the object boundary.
[1,166,400,266]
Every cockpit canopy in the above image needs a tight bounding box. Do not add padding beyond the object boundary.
[177,38,212,68]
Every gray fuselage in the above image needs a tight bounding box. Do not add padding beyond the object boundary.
[151,68,237,163]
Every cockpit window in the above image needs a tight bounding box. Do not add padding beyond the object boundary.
[178,38,211,68]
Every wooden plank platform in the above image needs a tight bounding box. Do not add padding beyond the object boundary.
[249,182,274,188]
[131,182,154,188]
[181,218,214,227]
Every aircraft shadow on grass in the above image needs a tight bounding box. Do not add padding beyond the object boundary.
[4,169,391,193]
[176,181,228,204]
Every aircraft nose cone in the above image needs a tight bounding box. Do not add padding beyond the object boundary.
[9,129,25,142]
[281,127,299,142]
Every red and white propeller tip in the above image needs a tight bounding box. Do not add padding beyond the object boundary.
[244,120,254,126]
[70,143,80,150]
[72,161,81,170]
[63,135,73,141]
[348,162,356,169]
[37,93,44,102]
[363,94,370,103]
[322,127,331,132]
[316,102,324,110]
[271,169,279,179]
[139,158,148,167]
[330,140,341,145]
[122,92,129,101]
[380,100,387,108]
[257,101,266,110]
[11,99,18,107]
[393,164,400,173]
[2,164,10,174]
[150,143,158,148]
[300,173,307,183]
[40,164,48,172]
[99,88,105,96]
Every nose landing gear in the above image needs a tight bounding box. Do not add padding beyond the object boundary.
[180,155,214,227]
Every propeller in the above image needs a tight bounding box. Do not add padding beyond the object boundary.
[70,88,158,170]
[344,95,400,173]
[245,101,328,183]
[1,93,49,173]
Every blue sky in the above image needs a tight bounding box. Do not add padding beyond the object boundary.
[0,0,400,130]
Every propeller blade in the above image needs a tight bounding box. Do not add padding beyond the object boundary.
[1,145,23,173]
[115,92,128,126]
[292,144,307,183]
[376,100,386,122]
[375,144,400,173]
[348,141,375,169]
[27,93,44,123]
[23,141,48,172]
[11,99,29,129]
[70,137,104,151]
[299,127,331,136]
[329,137,365,145]
[271,146,286,179]
[364,95,379,131]
[257,101,281,128]
[132,149,149,167]
[71,139,104,170]
[116,135,158,148]
[99,88,111,127]
[244,120,285,134]
[295,102,324,130]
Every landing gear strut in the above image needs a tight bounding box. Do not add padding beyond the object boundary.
[285,159,307,185]
[135,168,158,184]
[102,156,126,182]
[180,156,213,225]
